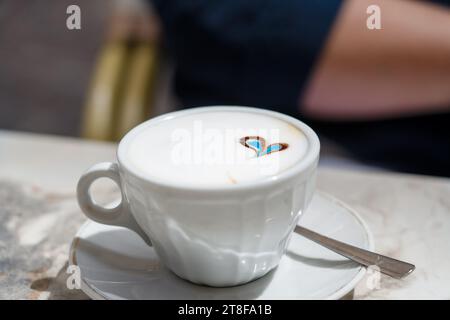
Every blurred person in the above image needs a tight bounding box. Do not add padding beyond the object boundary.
[150,0,450,176]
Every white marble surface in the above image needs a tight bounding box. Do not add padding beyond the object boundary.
[0,130,449,299]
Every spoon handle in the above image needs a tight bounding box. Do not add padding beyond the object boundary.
[295,226,415,279]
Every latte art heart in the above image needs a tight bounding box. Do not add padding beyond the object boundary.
[240,136,289,157]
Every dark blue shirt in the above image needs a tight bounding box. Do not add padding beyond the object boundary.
[152,0,342,116]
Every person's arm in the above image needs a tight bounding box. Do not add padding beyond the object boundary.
[302,0,450,120]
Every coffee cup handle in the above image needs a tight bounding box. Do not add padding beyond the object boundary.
[76,162,152,246]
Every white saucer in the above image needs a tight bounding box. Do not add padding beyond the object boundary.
[69,192,373,300]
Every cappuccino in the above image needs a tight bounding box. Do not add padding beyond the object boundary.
[125,110,309,187]
[79,106,320,286]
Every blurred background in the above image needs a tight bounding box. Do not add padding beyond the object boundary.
[0,0,449,176]
[1,0,106,136]
[0,0,174,138]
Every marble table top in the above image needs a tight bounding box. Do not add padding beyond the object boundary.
[1,130,449,299]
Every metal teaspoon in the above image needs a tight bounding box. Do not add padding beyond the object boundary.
[295,225,415,279]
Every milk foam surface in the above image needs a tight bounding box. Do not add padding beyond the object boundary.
[125,111,309,187]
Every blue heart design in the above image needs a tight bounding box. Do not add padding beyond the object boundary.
[240,136,288,157]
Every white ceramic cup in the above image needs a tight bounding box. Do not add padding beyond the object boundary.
[77,106,320,287]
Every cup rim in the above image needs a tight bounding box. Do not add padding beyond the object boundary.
[117,106,320,192]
